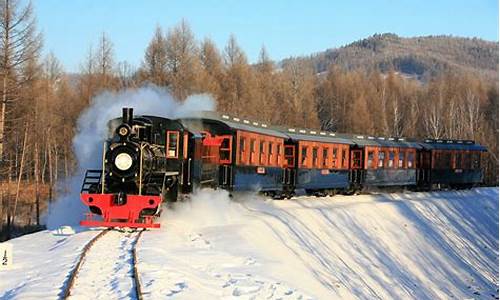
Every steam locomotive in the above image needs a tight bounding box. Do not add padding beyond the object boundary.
[79,107,487,228]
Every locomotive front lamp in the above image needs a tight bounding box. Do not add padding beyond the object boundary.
[115,152,133,171]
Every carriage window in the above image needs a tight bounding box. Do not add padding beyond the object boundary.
[332,148,338,168]
[322,148,329,168]
[455,152,462,169]
[301,146,308,167]
[259,141,265,165]
[276,144,281,165]
[472,152,480,169]
[367,151,375,169]
[398,152,404,168]
[341,149,347,168]
[250,139,256,164]
[166,131,179,158]
[268,142,273,165]
[239,137,246,164]
[312,148,319,168]
[407,152,414,168]
[463,153,471,169]
[388,151,394,168]
[443,151,452,169]
[285,145,294,167]
[434,152,442,169]
[378,151,385,168]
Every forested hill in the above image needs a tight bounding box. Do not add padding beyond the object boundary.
[281,33,498,80]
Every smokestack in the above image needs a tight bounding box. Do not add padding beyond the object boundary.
[122,107,128,124]
[127,108,134,126]
[122,107,134,125]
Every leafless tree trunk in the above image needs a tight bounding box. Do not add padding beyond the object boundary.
[10,124,27,227]
[465,88,481,140]
[34,140,39,225]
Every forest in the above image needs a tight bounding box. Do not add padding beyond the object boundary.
[0,0,498,240]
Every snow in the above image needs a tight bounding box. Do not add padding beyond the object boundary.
[67,230,140,300]
[1,188,498,299]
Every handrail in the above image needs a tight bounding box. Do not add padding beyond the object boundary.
[139,143,146,195]
[101,142,107,194]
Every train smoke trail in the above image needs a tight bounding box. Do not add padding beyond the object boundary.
[45,85,215,229]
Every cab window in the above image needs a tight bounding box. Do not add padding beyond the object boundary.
[166,131,179,158]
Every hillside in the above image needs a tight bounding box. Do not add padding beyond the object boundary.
[1,188,498,299]
[282,33,499,80]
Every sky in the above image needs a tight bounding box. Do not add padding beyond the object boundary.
[34,0,499,72]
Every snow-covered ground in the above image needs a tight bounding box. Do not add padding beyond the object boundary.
[0,188,498,299]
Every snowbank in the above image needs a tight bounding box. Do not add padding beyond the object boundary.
[139,187,499,299]
[0,188,498,299]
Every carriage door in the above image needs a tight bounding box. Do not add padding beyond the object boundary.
[350,149,363,185]
[283,145,296,190]
[219,136,233,189]
[417,150,431,185]
[181,132,193,193]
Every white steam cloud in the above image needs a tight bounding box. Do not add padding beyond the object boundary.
[46,85,215,229]
[161,188,263,229]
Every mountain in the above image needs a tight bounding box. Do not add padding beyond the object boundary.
[282,33,499,80]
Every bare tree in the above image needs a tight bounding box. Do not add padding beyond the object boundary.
[224,34,246,67]
[0,0,42,160]
[95,32,114,89]
[143,25,168,86]
[165,20,199,100]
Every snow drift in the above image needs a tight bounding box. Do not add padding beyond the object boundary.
[3,188,497,299]
[141,187,499,299]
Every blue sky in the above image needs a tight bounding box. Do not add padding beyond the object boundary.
[35,0,498,72]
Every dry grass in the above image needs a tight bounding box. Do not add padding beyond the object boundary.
[0,181,51,229]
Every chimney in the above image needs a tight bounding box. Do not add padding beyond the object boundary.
[122,107,134,125]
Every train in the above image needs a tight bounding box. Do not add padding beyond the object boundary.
[79,107,487,228]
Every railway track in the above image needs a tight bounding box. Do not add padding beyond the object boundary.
[60,228,145,300]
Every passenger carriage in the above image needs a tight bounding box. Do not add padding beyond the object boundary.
[417,139,486,189]
[349,135,421,188]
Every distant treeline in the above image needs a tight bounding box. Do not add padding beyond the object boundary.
[0,1,497,238]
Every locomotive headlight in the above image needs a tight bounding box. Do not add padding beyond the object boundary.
[114,152,133,171]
